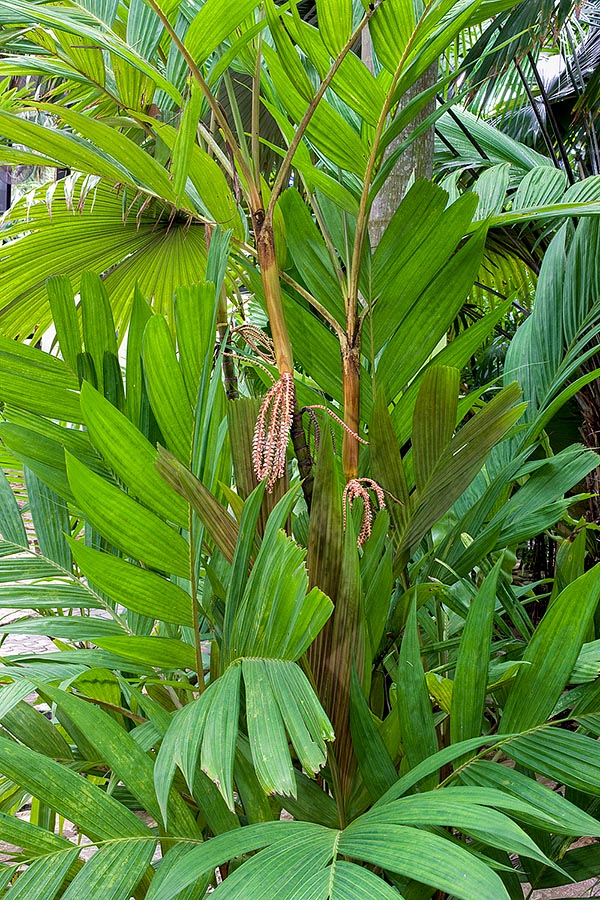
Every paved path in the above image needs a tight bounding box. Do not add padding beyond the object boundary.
[0,631,54,656]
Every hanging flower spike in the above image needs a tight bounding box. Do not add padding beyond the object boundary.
[253,372,295,492]
[306,405,369,445]
[300,406,321,459]
[343,478,386,547]
[232,324,276,366]
[301,403,369,460]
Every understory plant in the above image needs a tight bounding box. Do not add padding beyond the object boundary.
[2,2,600,899]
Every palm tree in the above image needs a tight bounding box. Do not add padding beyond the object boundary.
[432,0,600,535]
[2,3,600,898]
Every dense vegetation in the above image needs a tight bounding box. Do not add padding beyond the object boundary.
[1,1,600,898]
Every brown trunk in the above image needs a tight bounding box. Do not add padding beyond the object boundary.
[254,211,294,376]
[254,209,315,501]
[341,336,361,482]
[328,39,439,814]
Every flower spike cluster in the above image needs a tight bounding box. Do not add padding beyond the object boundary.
[305,405,369,445]
[343,478,386,547]
[232,324,276,365]
[253,372,295,492]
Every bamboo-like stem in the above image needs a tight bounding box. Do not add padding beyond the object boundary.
[250,0,401,482]
[348,6,434,323]
[254,213,294,375]
[253,3,380,484]
[189,507,206,694]
[342,1,437,479]
[247,20,297,380]
[341,338,361,481]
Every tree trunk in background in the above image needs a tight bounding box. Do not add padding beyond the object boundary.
[364,34,437,247]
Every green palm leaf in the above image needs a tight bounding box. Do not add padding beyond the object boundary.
[0,181,208,338]
[65,452,190,577]
[0,732,153,840]
[0,849,80,900]
[68,538,193,626]
[500,564,600,733]
[60,840,155,900]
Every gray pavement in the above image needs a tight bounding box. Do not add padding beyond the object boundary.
[0,630,54,656]
[528,885,600,898]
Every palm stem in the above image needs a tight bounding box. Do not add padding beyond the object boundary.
[341,339,361,481]
[254,216,294,376]
[189,507,206,694]
[343,3,436,479]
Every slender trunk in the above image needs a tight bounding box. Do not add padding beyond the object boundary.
[340,38,436,477]
[254,211,294,376]
[254,208,315,504]
[328,41,439,809]
[341,336,361,481]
